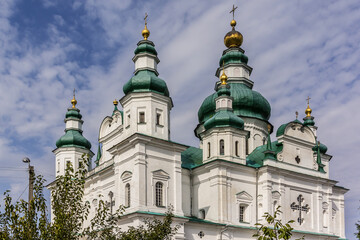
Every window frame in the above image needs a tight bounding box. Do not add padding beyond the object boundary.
[155,181,164,207]
[220,139,225,155]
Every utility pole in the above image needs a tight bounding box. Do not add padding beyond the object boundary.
[22,157,34,207]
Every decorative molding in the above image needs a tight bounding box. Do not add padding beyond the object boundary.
[236,191,253,202]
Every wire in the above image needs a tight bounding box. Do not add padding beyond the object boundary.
[15,184,29,202]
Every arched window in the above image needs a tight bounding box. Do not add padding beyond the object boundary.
[207,142,211,158]
[235,141,239,156]
[239,205,247,222]
[155,182,163,207]
[125,183,130,207]
[220,140,225,155]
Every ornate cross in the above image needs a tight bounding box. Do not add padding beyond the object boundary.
[306,96,311,105]
[108,191,115,214]
[144,12,148,25]
[290,194,310,225]
[230,4,238,19]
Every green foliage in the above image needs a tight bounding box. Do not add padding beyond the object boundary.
[356,221,360,239]
[253,206,303,240]
[0,155,177,239]
[118,206,179,240]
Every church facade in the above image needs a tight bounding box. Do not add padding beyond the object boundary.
[53,12,348,240]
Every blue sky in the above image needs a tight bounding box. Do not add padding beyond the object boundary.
[0,0,359,238]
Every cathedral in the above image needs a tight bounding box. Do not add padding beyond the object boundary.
[52,9,347,240]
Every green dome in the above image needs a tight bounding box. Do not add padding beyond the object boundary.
[134,42,157,56]
[65,108,82,119]
[204,109,244,130]
[198,83,271,123]
[123,70,169,97]
[312,142,328,154]
[56,130,91,149]
[219,50,248,66]
[303,116,315,126]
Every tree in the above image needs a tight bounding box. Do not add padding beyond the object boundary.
[356,221,360,239]
[0,156,177,239]
[253,206,303,240]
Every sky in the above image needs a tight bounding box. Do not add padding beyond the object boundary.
[0,0,359,238]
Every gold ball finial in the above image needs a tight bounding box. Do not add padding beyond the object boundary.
[142,13,150,40]
[71,89,77,108]
[305,96,312,117]
[113,99,118,106]
[230,19,236,28]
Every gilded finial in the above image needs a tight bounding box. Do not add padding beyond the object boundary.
[230,4,238,29]
[71,88,77,108]
[305,96,312,117]
[220,61,228,85]
[113,99,118,106]
[267,124,271,133]
[224,5,243,48]
[142,13,150,40]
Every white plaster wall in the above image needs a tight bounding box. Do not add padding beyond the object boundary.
[120,92,172,141]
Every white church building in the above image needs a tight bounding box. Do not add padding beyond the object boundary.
[53,11,348,240]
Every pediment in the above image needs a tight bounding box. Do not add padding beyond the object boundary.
[236,191,253,201]
[272,191,281,200]
[121,171,132,180]
[152,169,170,179]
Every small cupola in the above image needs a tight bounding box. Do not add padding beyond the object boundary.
[56,92,91,150]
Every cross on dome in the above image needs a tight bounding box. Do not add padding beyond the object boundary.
[230,4,238,20]
[142,12,150,40]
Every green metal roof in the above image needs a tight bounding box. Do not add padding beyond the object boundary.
[198,83,271,123]
[134,42,157,56]
[312,142,328,154]
[303,116,315,126]
[123,70,169,97]
[219,49,248,66]
[204,109,244,130]
[65,108,82,119]
[181,147,203,169]
[246,141,283,167]
[56,129,91,150]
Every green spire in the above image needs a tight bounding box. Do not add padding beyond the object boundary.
[316,140,326,173]
[263,129,276,160]
[95,143,102,167]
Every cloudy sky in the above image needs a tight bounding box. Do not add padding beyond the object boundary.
[0,0,359,238]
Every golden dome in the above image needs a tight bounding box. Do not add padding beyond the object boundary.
[142,25,150,40]
[71,95,77,108]
[113,99,118,106]
[224,19,243,48]
[305,105,312,117]
[220,70,228,85]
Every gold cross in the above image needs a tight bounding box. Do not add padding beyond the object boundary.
[144,12,148,25]
[230,4,238,19]
[306,96,311,105]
